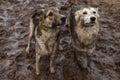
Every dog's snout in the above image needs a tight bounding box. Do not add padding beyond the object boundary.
[90,17,96,22]
[61,16,67,23]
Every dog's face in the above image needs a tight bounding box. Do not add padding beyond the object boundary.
[32,7,67,28]
[43,7,67,28]
[75,7,99,26]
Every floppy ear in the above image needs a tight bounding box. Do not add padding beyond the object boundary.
[75,10,81,22]
[46,10,53,17]
[47,11,53,16]
[32,9,44,27]
[96,8,100,18]
[96,8,99,11]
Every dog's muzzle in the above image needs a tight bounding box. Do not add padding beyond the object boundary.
[84,15,97,26]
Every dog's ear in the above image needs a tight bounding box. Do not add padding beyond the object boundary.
[46,10,54,17]
[75,10,81,23]
[96,8,100,18]
[96,8,99,11]
[32,9,44,26]
[47,11,53,16]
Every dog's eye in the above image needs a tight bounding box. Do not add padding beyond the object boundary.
[93,11,96,14]
[83,12,87,15]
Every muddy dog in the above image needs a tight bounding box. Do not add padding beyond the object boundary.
[70,6,100,53]
[26,7,67,75]
[70,6,100,71]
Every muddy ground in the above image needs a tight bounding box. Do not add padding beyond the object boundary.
[0,0,120,80]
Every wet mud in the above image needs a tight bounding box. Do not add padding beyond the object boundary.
[0,0,120,80]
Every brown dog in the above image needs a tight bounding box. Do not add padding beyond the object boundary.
[26,7,67,75]
[70,6,100,53]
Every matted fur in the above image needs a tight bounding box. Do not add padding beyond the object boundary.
[26,7,66,75]
[70,5,100,53]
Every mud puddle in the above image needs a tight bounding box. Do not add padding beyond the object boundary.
[0,0,120,80]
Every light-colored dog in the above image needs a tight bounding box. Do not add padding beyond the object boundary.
[71,6,100,53]
[26,7,67,75]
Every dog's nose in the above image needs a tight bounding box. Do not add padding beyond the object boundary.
[90,17,96,22]
[61,16,67,23]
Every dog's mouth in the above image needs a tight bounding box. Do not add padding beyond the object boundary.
[61,21,66,26]
[84,21,96,26]
[52,22,63,27]
[55,21,66,26]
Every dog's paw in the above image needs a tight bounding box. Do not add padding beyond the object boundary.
[87,67,91,73]
[25,47,29,54]
[36,71,40,75]
[50,67,55,73]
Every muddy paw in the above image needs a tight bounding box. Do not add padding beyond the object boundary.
[87,67,91,73]
[50,67,55,73]
[36,71,40,75]
[26,47,29,54]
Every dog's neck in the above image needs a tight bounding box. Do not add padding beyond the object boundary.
[39,24,56,32]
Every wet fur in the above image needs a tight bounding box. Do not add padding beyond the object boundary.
[70,6,99,53]
[26,7,65,75]
[70,6,100,73]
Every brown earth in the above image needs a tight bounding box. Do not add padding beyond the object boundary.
[0,0,120,80]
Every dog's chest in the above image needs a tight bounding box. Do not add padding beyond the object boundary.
[40,29,58,43]
[76,26,99,45]
[35,29,59,55]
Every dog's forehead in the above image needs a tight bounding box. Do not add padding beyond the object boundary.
[82,7,97,12]
[82,8,89,12]
[89,7,97,12]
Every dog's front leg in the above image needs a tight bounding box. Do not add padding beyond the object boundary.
[26,19,34,53]
[50,54,55,73]
[36,53,41,75]
[50,43,57,73]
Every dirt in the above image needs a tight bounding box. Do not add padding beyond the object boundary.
[0,0,120,80]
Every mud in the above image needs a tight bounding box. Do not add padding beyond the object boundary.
[0,0,120,80]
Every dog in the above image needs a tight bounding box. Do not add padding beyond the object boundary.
[70,6,100,72]
[70,6,100,53]
[26,7,67,75]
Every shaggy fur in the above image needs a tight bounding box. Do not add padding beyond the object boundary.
[26,7,66,75]
[70,5,100,53]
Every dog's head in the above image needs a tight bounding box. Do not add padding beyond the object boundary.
[32,7,67,28]
[75,7,99,27]
[42,7,67,28]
